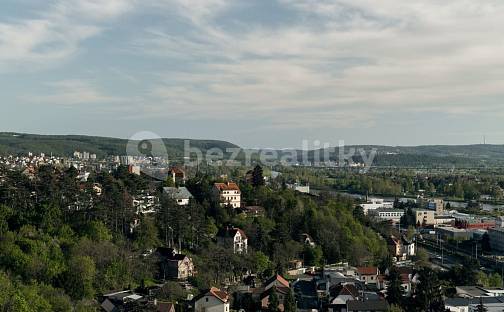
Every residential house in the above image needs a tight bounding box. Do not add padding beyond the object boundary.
[356,267,379,285]
[168,167,186,185]
[133,192,158,214]
[328,283,360,312]
[163,186,193,206]
[100,290,143,312]
[402,237,415,258]
[157,247,195,280]
[214,182,241,208]
[264,275,291,292]
[287,259,305,276]
[261,275,291,312]
[384,266,417,295]
[301,233,316,247]
[387,236,403,260]
[217,226,248,254]
[194,287,230,312]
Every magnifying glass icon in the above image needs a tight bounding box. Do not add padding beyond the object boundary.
[138,140,153,158]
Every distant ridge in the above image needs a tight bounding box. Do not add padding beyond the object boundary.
[0,132,238,158]
[1,132,504,167]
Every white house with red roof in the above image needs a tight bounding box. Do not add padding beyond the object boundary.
[194,287,230,312]
[356,267,379,285]
[213,182,241,208]
[217,226,248,254]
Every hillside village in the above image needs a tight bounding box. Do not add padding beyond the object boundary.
[2,152,504,312]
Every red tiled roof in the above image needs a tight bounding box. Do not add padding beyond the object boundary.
[209,287,229,303]
[168,167,185,176]
[357,267,378,275]
[218,227,248,240]
[235,228,248,240]
[339,284,359,298]
[214,182,240,191]
[265,275,290,289]
[157,302,175,312]
[276,275,290,288]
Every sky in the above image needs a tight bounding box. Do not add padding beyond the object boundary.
[1,0,504,148]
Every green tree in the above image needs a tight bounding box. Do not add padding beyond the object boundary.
[268,286,280,312]
[488,272,503,288]
[303,245,323,267]
[415,248,429,266]
[252,251,272,277]
[386,268,404,306]
[84,221,112,242]
[387,305,404,312]
[0,205,13,234]
[134,216,160,250]
[63,256,96,300]
[406,226,415,241]
[252,165,265,187]
[159,281,187,301]
[0,272,31,312]
[284,289,296,312]
[412,267,445,312]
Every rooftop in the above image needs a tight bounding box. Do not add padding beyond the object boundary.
[214,182,240,191]
[163,186,193,200]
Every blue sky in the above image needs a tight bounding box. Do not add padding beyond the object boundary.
[1,0,504,148]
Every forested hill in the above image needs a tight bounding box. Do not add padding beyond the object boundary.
[2,132,504,166]
[343,144,504,167]
[0,132,238,158]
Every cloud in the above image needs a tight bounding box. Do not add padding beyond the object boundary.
[131,0,504,129]
[21,79,124,105]
[0,0,134,71]
[5,0,504,137]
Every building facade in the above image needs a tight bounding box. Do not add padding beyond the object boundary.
[194,287,230,312]
[217,227,248,254]
[488,227,504,252]
[214,182,241,208]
